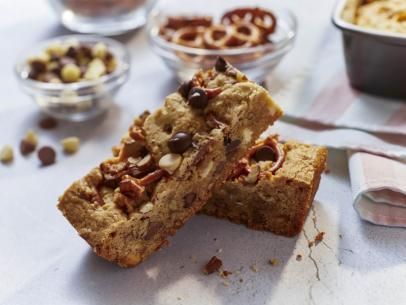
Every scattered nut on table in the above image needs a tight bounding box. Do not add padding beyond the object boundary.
[0,145,14,163]
[24,129,38,147]
[38,146,56,166]
[61,137,80,154]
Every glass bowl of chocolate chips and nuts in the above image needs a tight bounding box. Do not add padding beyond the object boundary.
[147,0,297,82]
[15,35,130,121]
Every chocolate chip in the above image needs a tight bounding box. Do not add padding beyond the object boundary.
[215,57,228,72]
[188,87,208,109]
[105,51,114,61]
[39,117,58,129]
[144,222,163,240]
[168,132,192,154]
[28,60,47,79]
[65,46,77,58]
[38,146,56,166]
[225,138,241,155]
[178,80,192,99]
[253,146,277,162]
[183,192,197,208]
[204,256,222,274]
[79,45,92,58]
[19,140,36,155]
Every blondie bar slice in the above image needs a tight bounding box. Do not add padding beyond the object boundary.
[203,136,327,237]
[58,59,282,267]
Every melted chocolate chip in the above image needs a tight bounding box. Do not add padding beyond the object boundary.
[188,87,208,109]
[253,146,276,162]
[168,132,192,154]
[65,46,77,58]
[215,57,228,72]
[183,192,197,208]
[143,222,163,240]
[224,138,241,155]
[28,60,47,79]
[38,146,56,166]
[19,140,36,155]
[178,80,192,99]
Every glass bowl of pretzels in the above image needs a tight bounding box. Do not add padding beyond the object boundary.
[147,0,297,83]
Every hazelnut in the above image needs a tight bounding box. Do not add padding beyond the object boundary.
[61,63,81,82]
[24,129,39,147]
[158,153,182,174]
[61,137,80,154]
[139,202,154,214]
[91,42,107,59]
[45,41,66,57]
[0,145,14,163]
[84,58,106,80]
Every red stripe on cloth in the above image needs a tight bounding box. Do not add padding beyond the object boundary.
[308,72,359,122]
[385,105,406,129]
[360,152,406,211]
[360,153,396,189]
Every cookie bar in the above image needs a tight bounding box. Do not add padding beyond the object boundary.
[202,137,327,237]
[58,58,282,267]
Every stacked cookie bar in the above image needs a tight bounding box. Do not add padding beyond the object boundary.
[58,58,282,267]
[58,58,326,267]
[203,136,327,237]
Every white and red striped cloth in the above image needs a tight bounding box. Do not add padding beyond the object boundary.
[349,152,406,227]
[267,27,406,227]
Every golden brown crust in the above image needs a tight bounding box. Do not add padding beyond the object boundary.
[202,141,327,237]
[58,62,282,267]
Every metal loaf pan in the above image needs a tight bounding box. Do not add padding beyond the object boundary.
[332,0,406,99]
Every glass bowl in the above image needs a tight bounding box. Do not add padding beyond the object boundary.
[48,0,156,36]
[147,0,297,83]
[15,35,130,121]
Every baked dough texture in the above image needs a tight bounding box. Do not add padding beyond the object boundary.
[58,62,282,267]
[203,140,327,237]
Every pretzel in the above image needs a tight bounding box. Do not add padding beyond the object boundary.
[247,137,285,176]
[171,26,205,48]
[221,7,277,38]
[160,7,278,49]
[203,24,234,49]
[228,136,286,182]
[159,27,175,41]
[229,22,263,47]
[164,16,212,30]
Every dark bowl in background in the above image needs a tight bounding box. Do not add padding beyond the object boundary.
[332,0,406,100]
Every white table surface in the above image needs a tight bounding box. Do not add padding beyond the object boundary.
[1,1,406,305]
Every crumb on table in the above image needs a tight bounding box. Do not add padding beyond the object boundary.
[203,256,222,275]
